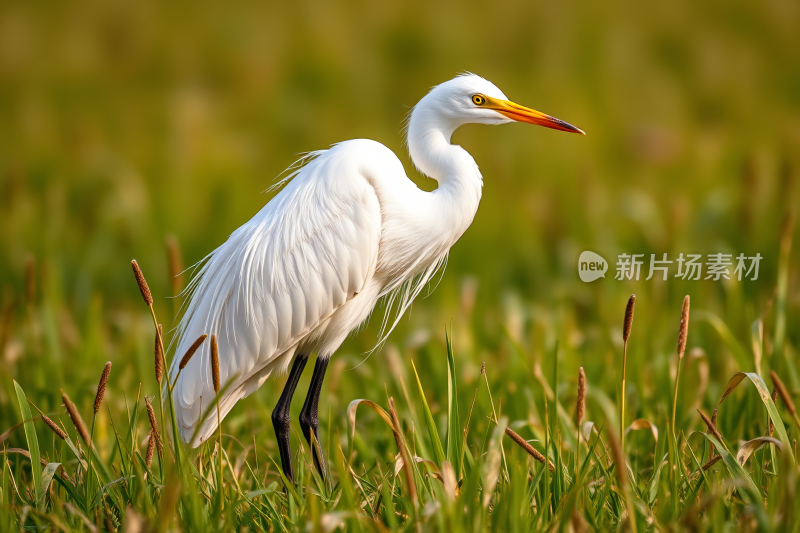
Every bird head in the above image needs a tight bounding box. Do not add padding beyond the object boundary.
[417,73,585,134]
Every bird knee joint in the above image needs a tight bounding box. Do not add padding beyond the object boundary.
[271,411,290,431]
[299,413,316,434]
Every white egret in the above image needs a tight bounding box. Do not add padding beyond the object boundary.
[169,73,583,480]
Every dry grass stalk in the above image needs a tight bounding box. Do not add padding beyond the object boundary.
[211,335,220,394]
[698,409,724,444]
[607,428,627,489]
[154,325,163,384]
[621,295,635,452]
[700,455,722,471]
[131,260,153,306]
[769,386,778,436]
[577,367,586,425]
[145,429,156,468]
[145,397,163,458]
[710,408,719,458]
[61,389,90,446]
[677,295,691,358]
[505,427,554,470]
[576,366,587,481]
[672,295,691,439]
[94,362,112,414]
[388,396,417,506]
[180,334,208,370]
[771,370,796,415]
[104,500,115,532]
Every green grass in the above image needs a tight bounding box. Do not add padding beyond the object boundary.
[1,0,800,530]
[1,257,800,531]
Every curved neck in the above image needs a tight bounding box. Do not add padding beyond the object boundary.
[402,98,483,252]
[406,96,483,199]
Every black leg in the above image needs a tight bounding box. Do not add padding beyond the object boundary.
[300,356,330,480]
[271,353,309,483]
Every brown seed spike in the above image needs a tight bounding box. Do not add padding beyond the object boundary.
[61,389,90,447]
[145,397,163,458]
[698,409,724,444]
[622,295,635,342]
[154,325,163,383]
[771,370,796,416]
[677,295,691,358]
[577,367,586,426]
[94,362,112,414]
[211,334,220,394]
[179,334,208,370]
[145,429,156,468]
[505,427,555,470]
[43,413,67,440]
[710,408,719,458]
[701,455,722,471]
[131,260,153,306]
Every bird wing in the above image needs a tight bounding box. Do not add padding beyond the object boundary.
[169,145,382,446]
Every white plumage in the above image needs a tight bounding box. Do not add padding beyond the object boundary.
[168,74,583,446]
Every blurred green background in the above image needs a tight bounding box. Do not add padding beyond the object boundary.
[1,0,799,466]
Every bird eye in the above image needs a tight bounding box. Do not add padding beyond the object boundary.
[472,94,486,106]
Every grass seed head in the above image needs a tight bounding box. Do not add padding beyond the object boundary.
[505,426,554,470]
[677,295,690,358]
[623,294,635,342]
[43,413,67,440]
[94,361,112,414]
[61,389,90,446]
[145,397,162,457]
[154,325,163,383]
[211,334,220,394]
[577,367,586,425]
[131,260,153,306]
[180,334,208,370]
[771,370,796,415]
[145,428,156,468]
[698,409,724,444]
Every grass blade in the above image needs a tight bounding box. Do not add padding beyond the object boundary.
[697,432,760,504]
[38,462,60,507]
[717,372,794,464]
[12,380,42,509]
[445,329,462,478]
[410,359,446,468]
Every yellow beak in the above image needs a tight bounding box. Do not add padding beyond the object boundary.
[483,95,585,135]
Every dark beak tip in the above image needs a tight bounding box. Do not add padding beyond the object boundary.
[548,115,585,135]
